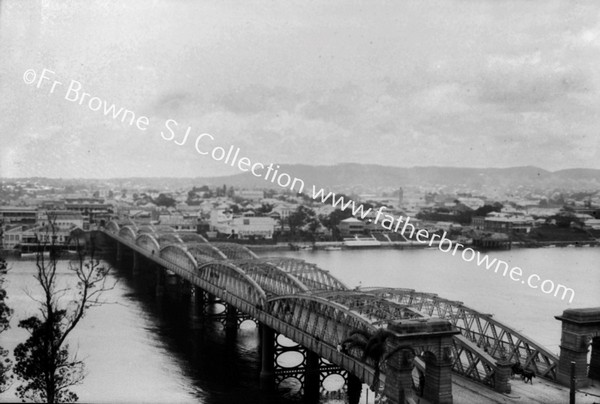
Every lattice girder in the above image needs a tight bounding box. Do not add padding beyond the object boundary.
[267,294,376,347]
[105,220,120,234]
[137,225,156,234]
[186,242,227,260]
[159,244,198,272]
[211,242,258,260]
[311,291,422,324]
[233,260,308,297]
[135,233,160,254]
[157,233,184,247]
[178,233,208,243]
[263,257,348,291]
[118,225,137,241]
[197,261,267,308]
[366,288,559,381]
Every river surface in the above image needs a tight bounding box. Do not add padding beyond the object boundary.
[0,246,599,403]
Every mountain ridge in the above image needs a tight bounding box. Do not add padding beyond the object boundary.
[3,165,599,192]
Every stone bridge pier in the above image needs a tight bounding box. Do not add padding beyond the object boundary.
[555,308,600,387]
[383,319,460,404]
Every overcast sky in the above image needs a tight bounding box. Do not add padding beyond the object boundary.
[1,0,599,178]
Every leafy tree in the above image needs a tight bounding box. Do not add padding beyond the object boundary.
[0,258,13,393]
[13,220,114,403]
[153,193,176,208]
[287,206,316,235]
[474,203,503,217]
[320,209,353,239]
[551,211,581,228]
[256,203,274,215]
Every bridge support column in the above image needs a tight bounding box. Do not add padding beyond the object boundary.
[193,287,205,307]
[423,361,453,404]
[259,324,275,390]
[493,360,512,394]
[132,252,140,274]
[155,267,165,297]
[590,337,600,381]
[180,280,192,302]
[116,242,123,262]
[226,306,238,329]
[304,350,320,403]
[383,353,414,404]
[555,308,600,387]
[386,319,458,404]
[347,373,362,404]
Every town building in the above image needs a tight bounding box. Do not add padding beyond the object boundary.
[158,213,198,232]
[472,212,534,234]
[209,210,276,239]
[235,190,264,202]
[337,217,365,238]
[0,206,38,224]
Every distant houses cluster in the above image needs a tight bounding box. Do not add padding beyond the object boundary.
[1,179,600,253]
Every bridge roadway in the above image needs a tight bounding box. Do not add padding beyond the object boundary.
[100,221,562,403]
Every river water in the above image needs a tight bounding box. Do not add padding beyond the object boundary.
[0,246,599,403]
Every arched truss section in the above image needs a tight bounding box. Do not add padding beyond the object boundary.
[154,225,176,233]
[159,244,198,273]
[450,335,498,388]
[186,242,227,260]
[263,257,348,291]
[267,294,376,349]
[196,261,267,307]
[105,220,120,234]
[137,225,156,234]
[233,260,309,297]
[118,226,138,242]
[310,291,423,324]
[211,243,258,259]
[178,233,208,243]
[135,233,160,254]
[157,233,184,247]
[366,288,559,380]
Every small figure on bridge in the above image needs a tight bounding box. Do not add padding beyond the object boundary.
[522,370,535,384]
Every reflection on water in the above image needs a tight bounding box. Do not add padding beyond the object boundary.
[1,247,598,403]
[270,247,600,352]
[1,258,295,403]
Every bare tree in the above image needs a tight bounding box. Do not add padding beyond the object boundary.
[13,216,114,403]
[0,256,13,393]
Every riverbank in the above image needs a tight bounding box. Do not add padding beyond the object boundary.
[248,239,600,253]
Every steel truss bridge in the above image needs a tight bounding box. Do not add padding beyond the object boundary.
[102,221,560,402]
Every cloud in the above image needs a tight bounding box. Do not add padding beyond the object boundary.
[478,52,592,110]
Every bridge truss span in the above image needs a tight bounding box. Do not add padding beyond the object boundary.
[98,227,566,397]
[310,291,423,325]
[196,261,268,309]
[367,288,559,381]
[135,233,160,254]
[233,260,309,297]
[105,220,120,234]
[211,242,258,260]
[263,257,349,291]
[159,244,198,273]
[267,294,376,352]
[118,225,137,242]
